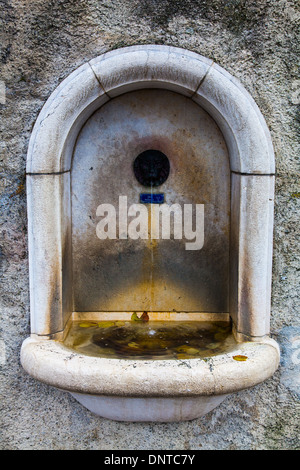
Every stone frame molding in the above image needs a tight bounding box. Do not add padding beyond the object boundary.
[21,45,279,419]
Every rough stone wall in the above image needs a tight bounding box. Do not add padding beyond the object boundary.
[0,0,299,450]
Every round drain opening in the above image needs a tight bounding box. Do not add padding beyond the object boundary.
[133,150,170,187]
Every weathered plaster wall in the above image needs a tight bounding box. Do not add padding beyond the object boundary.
[0,0,299,449]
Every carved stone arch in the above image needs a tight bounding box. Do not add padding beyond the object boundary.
[27,45,274,174]
[26,45,275,339]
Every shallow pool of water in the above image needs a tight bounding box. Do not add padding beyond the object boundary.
[63,320,236,360]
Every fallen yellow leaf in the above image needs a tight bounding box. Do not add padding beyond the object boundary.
[79,322,97,328]
[128,342,140,349]
[233,355,248,361]
[176,345,199,355]
[115,321,126,327]
[131,312,142,322]
[97,321,115,328]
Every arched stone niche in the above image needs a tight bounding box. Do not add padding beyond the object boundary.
[21,45,279,421]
